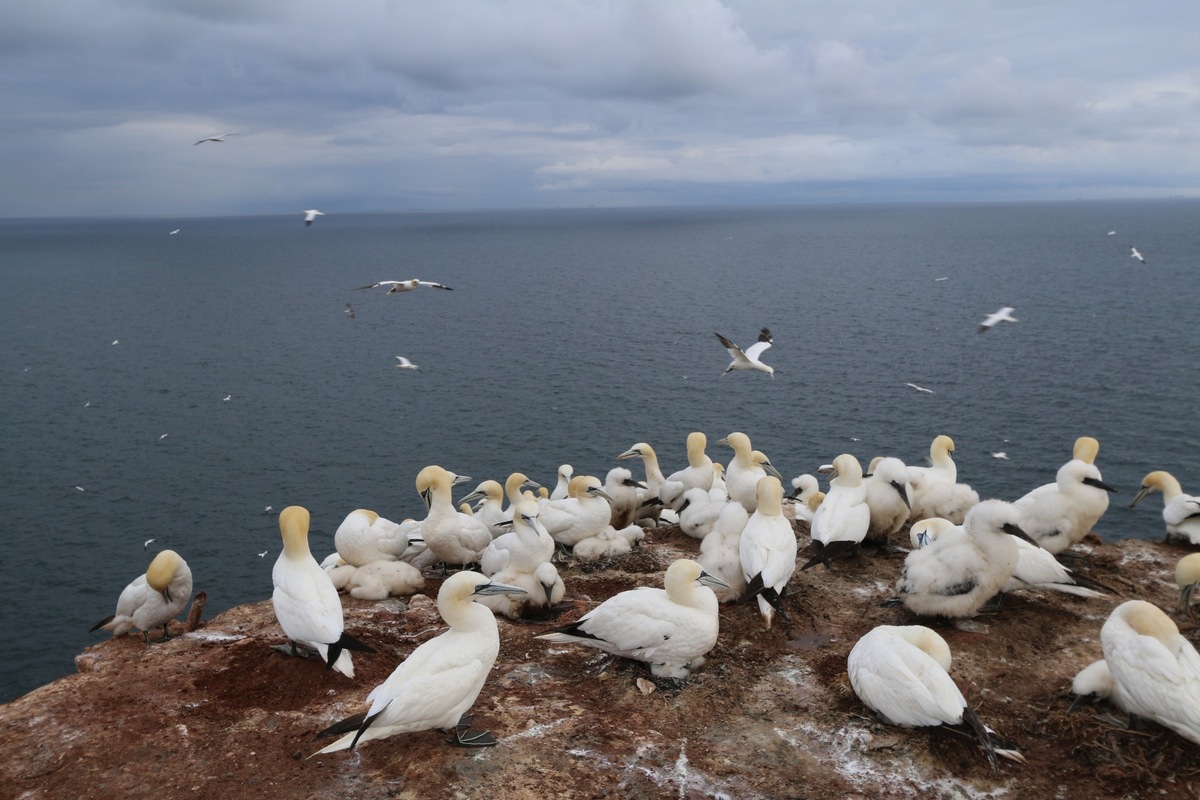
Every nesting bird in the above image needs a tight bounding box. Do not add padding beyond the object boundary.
[698,499,751,602]
[804,454,871,570]
[863,456,913,542]
[537,559,726,679]
[739,476,797,628]
[720,432,783,513]
[312,572,526,754]
[895,500,1037,620]
[848,625,1025,769]
[661,432,716,508]
[478,501,561,618]
[1069,659,1134,714]
[907,435,979,524]
[1101,600,1200,746]
[272,506,374,677]
[90,549,193,643]
[415,466,492,568]
[537,475,613,549]
[1130,470,1200,545]
[1013,458,1116,554]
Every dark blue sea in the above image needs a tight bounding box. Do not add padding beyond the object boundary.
[2,201,1197,702]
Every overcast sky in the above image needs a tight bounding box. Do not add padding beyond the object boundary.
[2,0,1198,216]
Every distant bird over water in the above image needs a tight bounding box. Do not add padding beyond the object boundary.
[355,279,454,294]
[715,328,774,377]
[303,210,324,226]
[978,306,1017,334]
[193,133,238,145]
[906,383,935,394]
[1130,246,1146,264]
[344,304,356,319]
[394,356,421,371]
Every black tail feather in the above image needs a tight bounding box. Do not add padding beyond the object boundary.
[89,615,115,633]
[315,711,368,740]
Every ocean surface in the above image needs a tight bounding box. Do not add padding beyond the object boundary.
[2,201,1197,702]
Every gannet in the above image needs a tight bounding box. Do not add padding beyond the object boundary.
[715,328,774,376]
[1176,553,1200,616]
[415,466,492,568]
[1130,246,1146,264]
[848,625,1025,769]
[978,306,1017,333]
[1069,659,1134,713]
[617,441,668,521]
[334,509,413,566]
[302,209,324,226]
[698,499,750,601]
[905,382,935,394]
[1130,470,1200,545]
[312,572,527,754]
[394,356,420,371]
[549,464,574,501]
[571,524,644,562]
[709,462,727,502]
[272,506,373,677]
[537,475,613,548]
[354,279,454,293]
[863,456,913,542]
[460,480,507,537]
[499,472,542,522]
[168,228,180,235]
[1013,459,1116,554]
[193,133,237,145]
[785,474,820,524]
[603,467,644,529]
[344,303,355,319]
[1101,600,1200,745]
[345,561,426,600]
[720,432,783,513]
[90,549,193,643]
[804,454,871,570]
[662,432,715,506]
[678,487,725,540]
[740,476,797,628]
[480,501,554,578]
[896,499,1037,619]
[537,559,726,679]
[907,435,978,524]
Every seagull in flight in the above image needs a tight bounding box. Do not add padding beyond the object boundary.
[394,356,421,371]
[193,133,238,145]
[355,279,454,294]
[978,306,1017,334]
[303,210,324,226]
[715,328,774,377]
[905,382,935,394]
[1130,246,1146,264]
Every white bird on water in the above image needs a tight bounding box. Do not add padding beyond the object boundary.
[394,356,421,371]
[715,328,774,376]
[537,559,727,679]
[90,549,193,643]
[978,306,1017,333]
[311,571,527,754]
[1130,246,1146,264]
[848,625,1025,770]
[1129,470,1200,545]
[271,505,374,678]
[355,279,454,294]
[302,210,324,226]
[1101,600,1200,746]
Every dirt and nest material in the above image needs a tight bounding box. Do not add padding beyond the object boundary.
[3,524,1200,800]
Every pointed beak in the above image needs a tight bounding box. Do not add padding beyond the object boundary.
[161,587,173,604]
[617,448,640,461]
[717,437,730,447]
[818,463,835,475]
[1181,582,1197,615]
[1083,477,1117,494]
[522,479,542,492]
[460,489,485,506]
[892,480,912,509]
[763,461,783,480]
[1067,693,1097,713]
[698,570,731,590]
[420,488,433,509]
[1129,486,1151,509]
[1001,521,1039,546]
[473,581,528,597]
[587,487,614,502]
[450,474,472,487]
[915,531,930,549]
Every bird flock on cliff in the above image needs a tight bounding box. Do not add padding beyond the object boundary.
[90,424,1200,767]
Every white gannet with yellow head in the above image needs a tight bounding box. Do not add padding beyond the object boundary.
[537,474,613,548]
[537,559,726,679]
[460,479,507,537]
[739,476,797,628]
[907,435,979,524]
[804,454,871,571]
[91,549,193,643]
[549,464,574,501]
[720,432,783,513]
[1013,458,1117,554]
[1130,470,1200,545]
[312,571,527,754]
[662,432,715,506]
[415,466,492,568]
[272,505,374,678]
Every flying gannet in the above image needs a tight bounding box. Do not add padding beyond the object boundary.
[355,279,454,293]
[312,572,526,754]
[715,328,774,376]
[302,210,324,226]
[90,549,193,643]
[978,306,1017,334]
[537,559,726,679]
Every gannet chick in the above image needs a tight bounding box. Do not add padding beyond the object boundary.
[312,572,526,754]
[484,557,564,620]
[785,474,820,524]
[896,499,1037,619]
[1130,470,1200,545]
[848,625,1025,770]
[480,501,554,579]
[272,506,374,677]
[698,500,751,601]
[720,432,783,513]
[715,328,774,376]
[416,466,492,568]
[1176,553,1200,617]
[1013,459,1117,554]
[662,432,715,507]
[863,456,913,542]
[538,475,613,548]
[603,467,644,529]
[549,464,574,501]
[537,559,727,679]
[461,480,507,537]
[804,454,871,570]
[907,435,979,524]
[678,487,726,540]
[346,561,426,600]
[1069,659,1134,714]
[740,476,797,628]
[90,549,193,643]
[1102,600,1200,745]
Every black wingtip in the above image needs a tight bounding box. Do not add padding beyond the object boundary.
[89,615,114,633]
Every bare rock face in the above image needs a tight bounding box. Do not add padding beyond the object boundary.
[3,526,1200,800]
